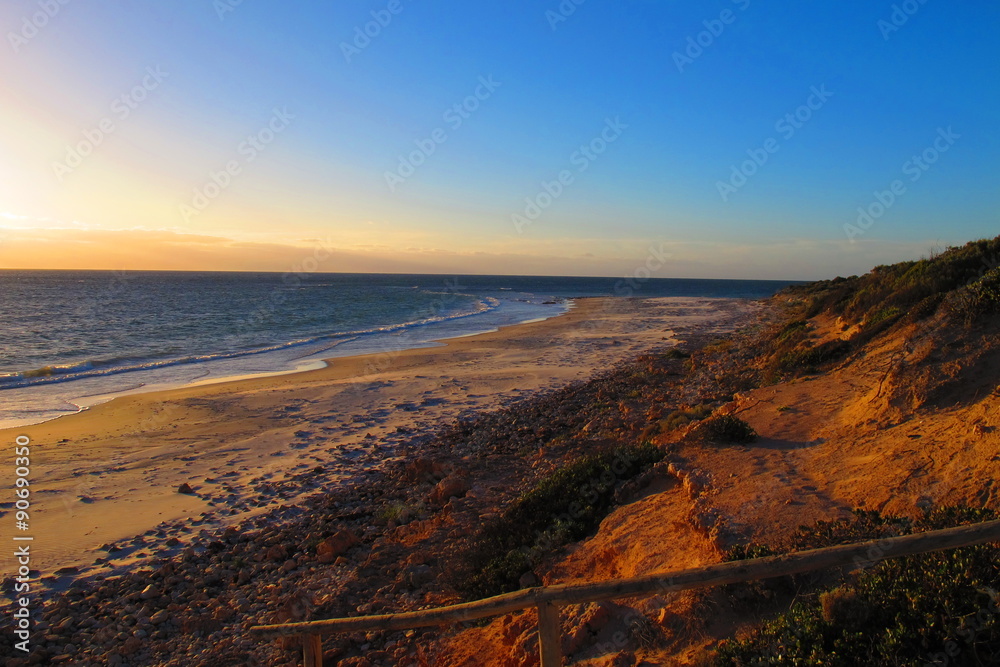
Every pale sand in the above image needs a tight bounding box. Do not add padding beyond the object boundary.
[0,296,758,588]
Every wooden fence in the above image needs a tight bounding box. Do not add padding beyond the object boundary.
[251,519,1000,666]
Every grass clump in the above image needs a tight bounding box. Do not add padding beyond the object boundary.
[776,339,851,375]
[452,442,664,599]
[690,414,757,444]
[660,404,714,431]
[714,506,1000,666]
[946,266,1000,325]
[375,500,422,525]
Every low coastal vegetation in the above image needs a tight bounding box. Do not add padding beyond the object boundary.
[688,414,756,445]
[451,442,665,599]
[715,507,1000,666]
[788,237,1000,330]
[687,236,1000,397]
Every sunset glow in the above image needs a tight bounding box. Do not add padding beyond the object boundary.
[1,2,997,279]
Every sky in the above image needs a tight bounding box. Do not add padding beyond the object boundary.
[0,1,997,280]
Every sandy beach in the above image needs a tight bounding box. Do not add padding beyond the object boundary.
[1,296,758,589]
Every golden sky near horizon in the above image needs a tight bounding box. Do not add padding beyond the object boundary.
[2,2,992,281]
[0,222,936,280]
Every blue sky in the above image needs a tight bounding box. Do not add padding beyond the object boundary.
[0,0,997,278]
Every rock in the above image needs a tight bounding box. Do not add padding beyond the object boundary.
[282,559,297,572]
[265,545,287,562]
[140,584,158,600]
[610,651,636,667]
[405,458,447,482]
[177,483,195,495]
[402,564,432,589]
[54,566,79,576]
[316,530,360,563]
[121,637,142,655]
[582,603,612,634]
[150,610,170,625]
[428,474,470,506]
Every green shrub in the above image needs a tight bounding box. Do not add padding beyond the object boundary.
[946,267,1000,325]
[691,414,757,444]
[776,339,851,374]
[865,305,904,329]
[780,236,1000,329]
[775,319,809,344]
[715,507,1000,666]
[453,443,665,599]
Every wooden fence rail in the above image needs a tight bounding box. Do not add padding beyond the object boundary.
[251,519,1000,666]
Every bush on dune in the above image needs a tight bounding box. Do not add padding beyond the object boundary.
[450,442,665,599]
[715,507,1000,666]
[690,414,757,444]
[780,236,1000,329]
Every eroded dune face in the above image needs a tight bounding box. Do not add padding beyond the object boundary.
[435,268,1000,666]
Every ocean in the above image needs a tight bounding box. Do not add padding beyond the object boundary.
[0,271,797,428]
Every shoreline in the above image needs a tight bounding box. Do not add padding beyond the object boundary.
[0,298,571,430]
[0,296,758,590]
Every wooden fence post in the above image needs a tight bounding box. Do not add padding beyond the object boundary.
[536,601,562,667]
[302,633,323,667]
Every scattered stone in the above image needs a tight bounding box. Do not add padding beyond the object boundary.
[316,530,360,563]
[177,483,195,495]
[265,545,287,562]
[428,473,470,506]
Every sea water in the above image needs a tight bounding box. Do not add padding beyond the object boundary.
[0,271,796,427]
